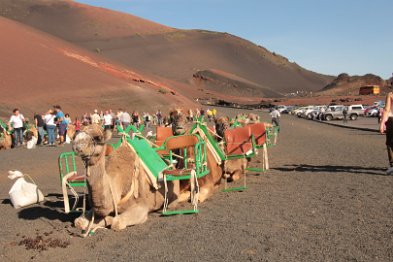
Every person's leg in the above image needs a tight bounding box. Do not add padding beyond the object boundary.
[12,128,19,146]
[48,126,55,145]
[59,124,65,144]
[38,127,44,145]
[385,117,393,173]
[387,146,393,168]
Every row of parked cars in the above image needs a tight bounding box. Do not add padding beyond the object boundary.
[276,102,384,121]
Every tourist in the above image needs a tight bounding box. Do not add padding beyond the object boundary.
[132,111,140,128]
[82,113,90,125]
[143,112,151,128]
[44,109,56,146]
[109,109,116,130]
[91,109,101,125]
[206,109,213,122]
[103,111,113,131]
[9,108,25,147]
[343,107,348,123]
[34,112,45,145]
[74,117,82,134]
[120,109,131,129]
[188,108,194,122]
[380,92,393,175]
[54,105,67,145]
[156,110,163,126]
[270,108,281,127]
[319,107,326,121]
[195,108,200,118]
[212,108,217,119]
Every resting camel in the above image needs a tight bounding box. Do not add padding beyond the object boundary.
[168,109,223,201]
[66,124,76,141]
[72,123,221,233]
[0,130,12,150]
[234,113,260,126]
[214,116,248,181]
[169,109,246,183]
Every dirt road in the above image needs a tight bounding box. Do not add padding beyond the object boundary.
[0,113,392,261]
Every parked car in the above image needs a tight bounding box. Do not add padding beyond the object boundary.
[347,104,365,120]
[323,105,364,121]
[302,105,327,120]
[365,106,379,117]
[276,105,288,113]
[295,106,315,117]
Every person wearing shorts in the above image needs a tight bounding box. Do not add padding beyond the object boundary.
[54,105,67,145]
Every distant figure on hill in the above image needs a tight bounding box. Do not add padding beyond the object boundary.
[270,108,281,128]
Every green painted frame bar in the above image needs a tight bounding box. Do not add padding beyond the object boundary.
[222,186,247,192]
[58,152,86,187]
[162,209,199,216]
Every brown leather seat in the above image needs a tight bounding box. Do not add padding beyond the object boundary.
[224,126,253,155]
[165,135,199,150]
[156,126,173,155]
[247,123,266,146]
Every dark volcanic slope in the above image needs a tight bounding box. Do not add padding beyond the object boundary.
[0,16,191,118]
[0,0,333,98]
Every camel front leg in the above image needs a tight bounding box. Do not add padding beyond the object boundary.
[198,185,214,203]
[111,203,149,231]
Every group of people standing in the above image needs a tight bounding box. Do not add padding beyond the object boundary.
[8,105,69,147]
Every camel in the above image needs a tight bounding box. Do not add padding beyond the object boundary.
[234,113,260,126]
[168,109,223,201]
[72,123,220,233]
[214,116,248,181]
[168,109,248,187]
[0,130,12,150]
[66,124,76,142]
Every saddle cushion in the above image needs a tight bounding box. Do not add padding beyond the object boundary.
[156,126,173,155]
[247,123,266,146]
[224,126,253,156]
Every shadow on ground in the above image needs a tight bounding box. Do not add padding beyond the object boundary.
[273,164,386,176]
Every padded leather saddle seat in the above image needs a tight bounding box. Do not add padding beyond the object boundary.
[224,126,253,156]
[162,135,199,177]
[247,123,266,147]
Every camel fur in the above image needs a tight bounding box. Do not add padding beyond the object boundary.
[0,130,12,150]
[72,124,190,232]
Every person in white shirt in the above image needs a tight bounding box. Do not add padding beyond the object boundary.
[44,109,57,146]
[91,109,101,125]
[103,111,113,131]
[270,108,281,127]
[9,108,25,147]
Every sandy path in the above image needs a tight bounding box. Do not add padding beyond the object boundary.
[0,113,392,261]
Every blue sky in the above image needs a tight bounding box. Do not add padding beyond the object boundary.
[77,0,393,78]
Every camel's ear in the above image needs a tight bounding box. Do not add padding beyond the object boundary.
[104,130,112,142]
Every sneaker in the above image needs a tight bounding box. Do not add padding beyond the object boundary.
[386,167,393,176]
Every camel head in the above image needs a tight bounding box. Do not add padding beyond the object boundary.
[169,108,189,135]
[73,124,112,164]
[215,116,230,141]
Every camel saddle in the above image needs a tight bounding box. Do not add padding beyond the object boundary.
[224,126,253,156]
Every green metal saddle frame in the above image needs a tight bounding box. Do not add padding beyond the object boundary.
[58,151,87,213]
[113,124,210,215]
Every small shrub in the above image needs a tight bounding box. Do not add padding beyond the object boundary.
[158,88,168,94]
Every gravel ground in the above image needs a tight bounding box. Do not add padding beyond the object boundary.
[0,112,392,262]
